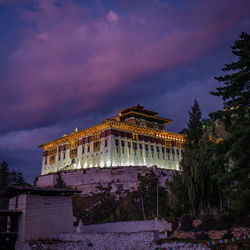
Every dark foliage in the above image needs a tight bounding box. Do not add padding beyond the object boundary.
[54,173,66,188]
[179,214,193,231]
[210,32,250,214]
[0,161,29,232]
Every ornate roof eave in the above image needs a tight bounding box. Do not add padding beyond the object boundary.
[38,120,184,150]
[119,111,172,124]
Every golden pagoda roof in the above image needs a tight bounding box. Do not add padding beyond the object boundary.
[38,119,184,150]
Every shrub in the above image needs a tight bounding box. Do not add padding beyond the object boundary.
[198,214,217,231]
[180,214,193,231]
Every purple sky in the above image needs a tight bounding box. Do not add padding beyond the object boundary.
[0,0,250,183]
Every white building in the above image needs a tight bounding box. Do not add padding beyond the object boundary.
[39,105,184,175]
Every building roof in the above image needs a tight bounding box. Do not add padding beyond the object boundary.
[119,104,158,116]
[38,105,179,149]
[0,185,81,197]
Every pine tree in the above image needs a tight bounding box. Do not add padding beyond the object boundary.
[181,100,220,214]
[210,32,250,213]
[186,99,203,145]
[0,161,10,190]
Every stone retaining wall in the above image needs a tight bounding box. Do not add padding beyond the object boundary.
[78,219,172,233]
[27,232,209,250]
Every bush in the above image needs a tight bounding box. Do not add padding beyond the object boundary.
[195,232,209,240]
[180,214,193,231]
[198,214,217,231]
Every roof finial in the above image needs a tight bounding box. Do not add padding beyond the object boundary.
[75,127,78,132]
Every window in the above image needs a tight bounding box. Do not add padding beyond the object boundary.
[49,155,55,165]
[115,140,119,153]
[87,144,90,152]
[70,149,77,158]
[105,140,108,147]
[58,154,61,161]
[94,141,100,152]
[45,158,47,165]
[63,152,66,160]
[82,146,85,154]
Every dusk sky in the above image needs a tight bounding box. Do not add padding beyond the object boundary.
[0,0,249,183]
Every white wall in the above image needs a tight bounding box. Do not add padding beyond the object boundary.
[9,194,74,250]
[41,134,183,175]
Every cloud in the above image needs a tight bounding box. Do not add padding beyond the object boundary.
[107,10,119,22]
[0,0,249,135]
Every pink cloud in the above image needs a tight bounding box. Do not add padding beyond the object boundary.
[0,0,249,134]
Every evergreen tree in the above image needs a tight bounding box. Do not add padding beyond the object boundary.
[0,161,10,190]
[186,99,203,145]
[210,32,250,213]
[181,100,220,214]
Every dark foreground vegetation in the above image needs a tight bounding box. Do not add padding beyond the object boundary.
[0,161,29,232]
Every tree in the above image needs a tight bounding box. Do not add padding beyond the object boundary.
[0,161,10,190]
[136,171,170,220]
[181,100,220,215]
[54,173,66,188]
[0,161,29,232]
[210,32,250,213]
[166,172,190,218]
[186,99,203,145]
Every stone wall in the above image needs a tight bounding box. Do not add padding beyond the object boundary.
[36,166,176,195]
[26,232,209,250]
[78,219,172,233]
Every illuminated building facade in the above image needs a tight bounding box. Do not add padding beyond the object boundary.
[39,105,184,175]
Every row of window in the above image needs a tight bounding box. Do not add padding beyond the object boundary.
[43,129,183,156]
[115,140,182,154]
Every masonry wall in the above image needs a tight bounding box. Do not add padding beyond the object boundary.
[26,231,209,250]
[36,166,176,195]
[78,219,172,233]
